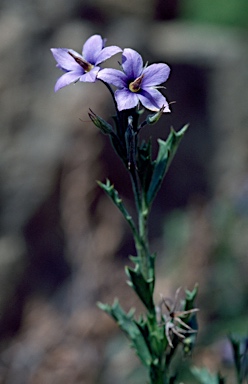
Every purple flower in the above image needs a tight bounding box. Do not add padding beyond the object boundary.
[51,34,122,92]
[98,48,171,112]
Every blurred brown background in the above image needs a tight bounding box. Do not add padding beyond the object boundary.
[0,0,248,382]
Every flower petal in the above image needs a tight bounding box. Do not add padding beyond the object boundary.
[95,46,122,65]
[97,68,127,88]
[51,48,81,71]
[115,88,139,111]
[79,66,100,82]
[83,34,103,64]
[138,88,170,112]
[122,48,143,79]
[142,63,170,87]
[54,70,83,92]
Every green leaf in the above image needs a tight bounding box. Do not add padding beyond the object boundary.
[98,179,138,237]
[98,179,149,257]
[191,367,225,384]
[146,124,189,206]
[181,284,199,356]
[137,139,154,193]
[126,264,155,312]
[184,283,198,310]
[98,300,153,367]
[229,334,248,384]
[89,109,127,164]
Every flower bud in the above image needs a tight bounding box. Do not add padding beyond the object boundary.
[88,109,113,135]
[146,105,164,125]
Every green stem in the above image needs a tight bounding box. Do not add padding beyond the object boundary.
[130,164,141,211]
[150,363,167,384]
[138,195,150,280]
[129,164,151,279]
[100,79,122,133]
[100,80,117,110]
[126,112,152,282]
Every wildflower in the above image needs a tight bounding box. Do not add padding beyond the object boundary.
[51,34,122,92]
[98,48,171,112]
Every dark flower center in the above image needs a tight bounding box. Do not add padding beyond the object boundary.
[68,51,94,72]
[129,74,144,93]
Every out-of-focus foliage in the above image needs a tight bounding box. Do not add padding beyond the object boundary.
[192,367,224,384]
[161,196,248,381]
[179,0,248,28]
[163,198,248,328]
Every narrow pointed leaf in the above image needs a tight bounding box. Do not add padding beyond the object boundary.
[229,334,248,384]
[98,300,152,367]
[191,367,224,384]
[98,179,148,254]
[137,139,154,193]
[98,179,137,236]
[126,265,155,312]
[184,283,198,310]
[146,124,188,206]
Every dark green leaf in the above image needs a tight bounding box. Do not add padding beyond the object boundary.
[191,367,221,384]
[137,139,154,193]
[98,300,152,367]
[98,179,138,238]
[146,124,189,206]
[126,265,155,312]
[229,334,248,384]
[184,283,198,310]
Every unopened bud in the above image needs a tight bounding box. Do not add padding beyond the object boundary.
[88,109,113,134]
[146,105,164,125]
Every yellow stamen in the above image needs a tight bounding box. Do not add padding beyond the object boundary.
[129,74,144,93]
[68,51,94,72]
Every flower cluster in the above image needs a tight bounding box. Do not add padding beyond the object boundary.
[51,34,171,113]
